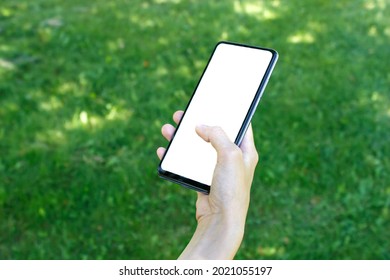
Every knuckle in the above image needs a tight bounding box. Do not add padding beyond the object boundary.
[210,126,224,135]
[222,145,242,161]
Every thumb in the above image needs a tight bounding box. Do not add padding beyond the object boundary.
[195,125,237,154]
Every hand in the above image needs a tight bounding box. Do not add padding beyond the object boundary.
[157,110,259,259]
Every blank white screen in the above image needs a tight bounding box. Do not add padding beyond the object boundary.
[161,43,273,186]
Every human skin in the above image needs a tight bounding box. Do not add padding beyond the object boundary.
[157,110,259,259]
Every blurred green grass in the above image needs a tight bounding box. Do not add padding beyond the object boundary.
[0,0,389,259]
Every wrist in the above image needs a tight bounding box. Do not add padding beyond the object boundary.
[198,213,245,240]
[179,214,245,260]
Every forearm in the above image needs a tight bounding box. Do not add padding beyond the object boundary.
[178,214,245,260]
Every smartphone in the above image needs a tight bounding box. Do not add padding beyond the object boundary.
[158,41,278,194]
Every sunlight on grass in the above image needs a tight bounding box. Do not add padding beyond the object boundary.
[385,27,390,37]
[287,20,324,44]
[0,44,12,52]
[106,38,126,52]
[57,82,80,95]
[370,91,390,114]
[257,245,285,257]
[105,103,133,121]
[364,0,388,21]
[219,31,229,41]
[35,129,65,146]
[64,105,134,131]
[371,91,382,102]
[364,0,387,10]
[157,37,169,46]
[155,66,168,77]
[39,96,63,111]
[64,111,101,130]
[356,91,390,120]
[80,111,89,124]
[154,0,182,4]
[307,21,326,33]
[287,32,315,44]
[1,7,13,17]
[128,10,158,29]
[2,100,18,113]
[176,65,191,77]
[368,26,378,36]
[234,0,278,20]
[0,58,16,71]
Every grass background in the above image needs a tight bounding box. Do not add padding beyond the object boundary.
[0,0,389,259]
